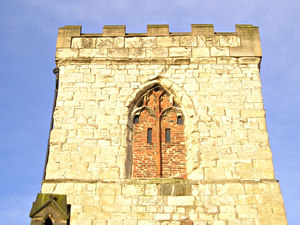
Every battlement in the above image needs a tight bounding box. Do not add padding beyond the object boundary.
[56,24,262,62]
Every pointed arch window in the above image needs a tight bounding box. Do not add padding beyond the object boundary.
[132,85,187,178]
[45,217,53,225]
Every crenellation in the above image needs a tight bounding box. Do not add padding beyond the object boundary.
[147,24,170,36]
[55,24,261,65]
[103,25,126,37]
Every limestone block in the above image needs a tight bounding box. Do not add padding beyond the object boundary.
[100,195,115,206]
[96,38,114,48]
[172,213,188,220]
[137,220,156,225]
[96,213,113,221]
[163,206,175,213]
[184,82,199,92]
[100,168,119,180]
[211,195,237,205]
[154,213,171,220]
[161,221,181,225]
[268,216,288,225]
[76,128,94,139]
[147,24,169,36]
[146,205,162,213]
[56,49,79,58]
[107,219,123,225]
[107,48,129,58]
[122,184,145,195]
[50,129,67,143]
[157,36,179,47]
[46,162,60,171]
[79,49,107,58]
[218,212,236,220]
[192,47,210,57]
[140,37,157,47]
[235,161,253,173]
[124,220,138,225]
[72,220,92,225]
[82,38,97,48]
[225,183,245,194]
[129,48,146,58]
[219,36,240,47]
[211,47,229,57]
[236,205,257,219]
[248,130,269,143]
[78,212,98,220]
[192,24,214,36]
[169,47,191,57]
[197,213,214,221]
[129,212,154,220]
[241,109,265,118]
[132,206,146,213]
[237,195,258,205]
[125,37,143,48]
[272,204,287,217]
[116,195,132,206]
[253,160,275,179]
[208,106,225,116]
[225,109,240,117]
[145,184,158,196]
[145,48,168,58]
[167,196,194,206]
[97,183,121,196]
[204,205,219,214]
[219,205,235,213]
[245,184,270,195]
[72,38,82,48]
[194,36,206,47]
[41,183,56,193]
[137,196,164,206]
[180,36,197,47]
[113,37,125,48]
[212,221,226,225]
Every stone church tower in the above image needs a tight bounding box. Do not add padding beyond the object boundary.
[30,24,287,225]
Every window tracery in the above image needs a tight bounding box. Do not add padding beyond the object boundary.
[132,85,187,178]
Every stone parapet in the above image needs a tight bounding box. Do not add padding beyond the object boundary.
[55,24,262,62]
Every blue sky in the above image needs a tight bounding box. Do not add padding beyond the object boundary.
[0,0,299,224]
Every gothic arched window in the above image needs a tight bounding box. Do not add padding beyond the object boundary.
[132,85,187,178]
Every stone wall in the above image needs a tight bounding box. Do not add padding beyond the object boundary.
[40,24,287,225]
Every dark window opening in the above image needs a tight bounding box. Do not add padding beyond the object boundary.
[147,128,152,143]
[45,217,53,225]
[177,116,183,125]
[165,129,171,143]
[153,86,160,92]
[67,204,71,225]
[138,99,143,107]
[133,115,140,124]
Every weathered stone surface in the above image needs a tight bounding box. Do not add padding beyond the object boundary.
[34,24,287,225]
[192,47,210,57]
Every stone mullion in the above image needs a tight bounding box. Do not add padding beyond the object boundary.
[154,91,161,177]
[156,112,162,177]
[156,91,166,177]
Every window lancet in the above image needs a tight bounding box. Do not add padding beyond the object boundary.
[147,128,152,143]
[165,129,171,143]
[132,85,187,178]
[45,217,53,225]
